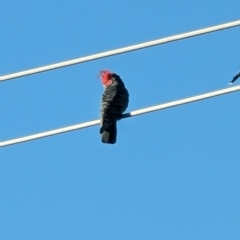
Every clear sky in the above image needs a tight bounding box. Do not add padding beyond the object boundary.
[1,1,240,239]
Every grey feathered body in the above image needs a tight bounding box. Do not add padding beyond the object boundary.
[100,74,129,144]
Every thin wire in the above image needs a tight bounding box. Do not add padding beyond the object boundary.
[1,85,240,147]
[1,20,240,81]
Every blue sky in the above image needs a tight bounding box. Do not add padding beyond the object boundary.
[1,1,240,239]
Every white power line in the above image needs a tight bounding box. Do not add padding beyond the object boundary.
[1,20,240,81]
[1,85,240,147]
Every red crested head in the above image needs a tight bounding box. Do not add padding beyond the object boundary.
[98,70,113,87]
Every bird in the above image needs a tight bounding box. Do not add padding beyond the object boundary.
[99,70,129,144]
[229,71,240,85]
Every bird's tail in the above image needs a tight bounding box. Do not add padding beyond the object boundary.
[101,122,117,144]
[229,71,240,85]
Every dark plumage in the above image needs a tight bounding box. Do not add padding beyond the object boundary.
[99,70,129,144]
[229,71,240,85]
